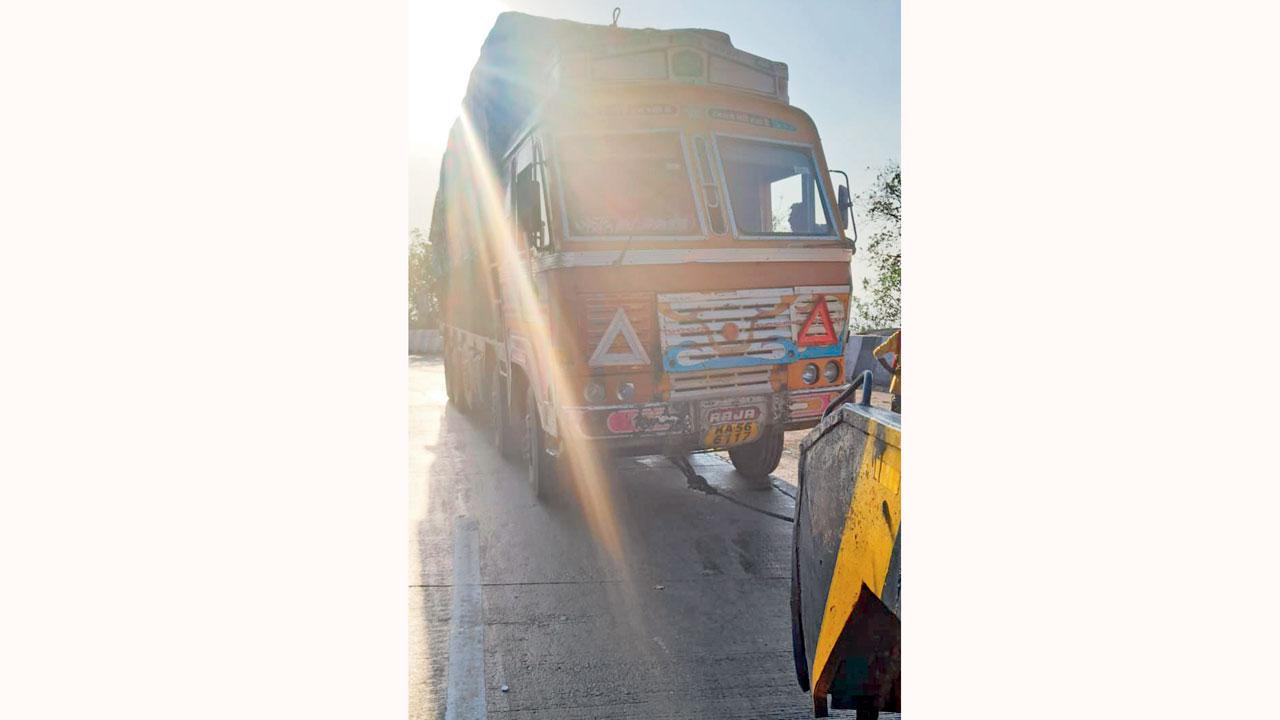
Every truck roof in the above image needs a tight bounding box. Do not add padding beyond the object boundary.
[459,12,787,160]
[428,12,791,247]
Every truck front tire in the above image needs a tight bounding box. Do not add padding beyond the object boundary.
[525,385,558,501]
[728,430,784,486]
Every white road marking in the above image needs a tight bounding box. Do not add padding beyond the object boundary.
[445,517,486,720]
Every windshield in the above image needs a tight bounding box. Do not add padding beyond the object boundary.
[716,137,834,237]
[558,132,701,238]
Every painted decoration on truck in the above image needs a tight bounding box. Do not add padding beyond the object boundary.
[707,108,797,132]
[589,103,678,117]
[605,405,687,435]
[788,389,843,419]
[588,307,651,367]
[657,287,847,372]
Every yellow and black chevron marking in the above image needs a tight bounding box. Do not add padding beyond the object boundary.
[793,405,901,716]
[812,419,900,678]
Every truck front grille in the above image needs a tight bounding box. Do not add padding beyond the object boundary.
[667,367,773,401]
[657,287,795,372]
[657,286,848,373]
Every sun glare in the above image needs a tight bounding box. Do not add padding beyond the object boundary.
[449,110,629,567]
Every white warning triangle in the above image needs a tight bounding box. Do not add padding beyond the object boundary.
[589,307,651,367]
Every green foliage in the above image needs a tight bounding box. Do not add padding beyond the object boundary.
[850,164,901,332]
[408,227,442,329]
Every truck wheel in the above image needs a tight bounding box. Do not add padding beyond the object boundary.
[729,430,784,485]
[490,375,515,459]
[525,385,558,501]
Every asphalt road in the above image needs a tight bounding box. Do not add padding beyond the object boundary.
[409,356,898,719]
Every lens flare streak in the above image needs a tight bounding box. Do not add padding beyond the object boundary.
[449,111,627,567]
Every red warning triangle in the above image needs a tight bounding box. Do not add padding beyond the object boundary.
[796,294,837,347]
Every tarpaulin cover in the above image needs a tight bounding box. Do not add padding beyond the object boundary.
[428,12,735,246]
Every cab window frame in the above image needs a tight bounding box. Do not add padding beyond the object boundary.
[552,128,708,243]
[709,132,839,242]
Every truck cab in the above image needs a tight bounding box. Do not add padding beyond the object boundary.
[436,15,856,495]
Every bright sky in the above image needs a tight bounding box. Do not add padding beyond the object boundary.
[409,0,900,242]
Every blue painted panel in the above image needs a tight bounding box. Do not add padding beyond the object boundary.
[663,336,846,372]
[795,343,845,361]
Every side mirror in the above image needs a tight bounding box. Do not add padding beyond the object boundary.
[516,177,543,245]
[829,168,858,251]
[838,184,853,229]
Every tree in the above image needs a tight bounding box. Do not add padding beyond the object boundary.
[850,164,900,332]
[408,227,442,329]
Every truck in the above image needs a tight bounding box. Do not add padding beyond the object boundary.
[431,12,858,499]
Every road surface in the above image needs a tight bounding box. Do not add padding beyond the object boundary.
[409,356,898,719]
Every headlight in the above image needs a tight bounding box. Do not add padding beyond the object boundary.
[801,363,819,385]
[617,382,635,402]
[584,381,605,404]
[823,361,841,383]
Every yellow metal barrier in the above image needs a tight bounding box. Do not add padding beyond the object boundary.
[791,399,901,718]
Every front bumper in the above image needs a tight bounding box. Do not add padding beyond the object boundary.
[561,384,850,456]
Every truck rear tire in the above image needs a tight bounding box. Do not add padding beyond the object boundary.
[490,374,516,459]
[728,430,784,485]
[525,385,558,501]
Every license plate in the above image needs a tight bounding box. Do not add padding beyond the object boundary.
[704,421,760,448]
